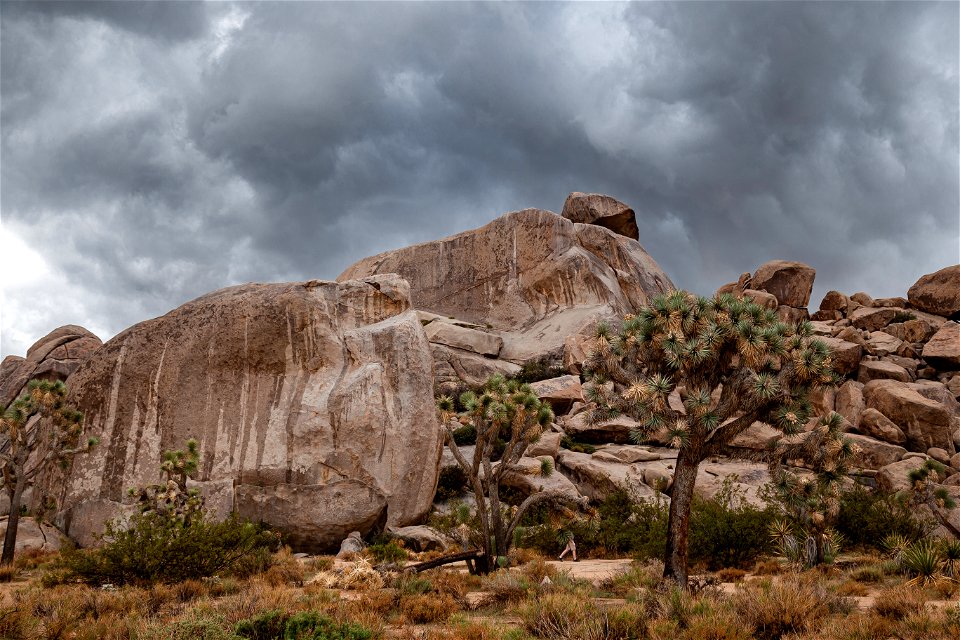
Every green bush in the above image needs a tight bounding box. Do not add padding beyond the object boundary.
[282,612,372,640]
[235,610,289,640]
[514,357,567,384]
[436,465,469,501]
[451,424,477,446]
[64,512,278,585]
[559,436,596,455]
[689,482,775,569]
[368,540,408,563]
[235,611,372,640]
[835,484,931,550]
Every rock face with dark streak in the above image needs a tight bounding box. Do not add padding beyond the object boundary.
[338,207,673,364]
[49,275,443,551]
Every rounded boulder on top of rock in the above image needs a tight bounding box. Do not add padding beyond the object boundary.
[750,260,816,308]
[560,192,640,240]
[908,265,960,318]
[922,322,960,370]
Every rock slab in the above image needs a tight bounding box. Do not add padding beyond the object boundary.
[50,275,443,552]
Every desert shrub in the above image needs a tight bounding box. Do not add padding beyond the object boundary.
[399,593,458,624]
[602,560,663,595]
[367,540,408,564]
[436,466,469,501]
[733,575,848,640]
[280,612,373,640]
[752,559,782,575]
[716,568,746,583]
[892,311,917,323]
[835,485,930,550]
[689,482,775,569]
[514,357,566,384]
[227,545,276,579]
[141,612,241,640]
[235,609,289,640]
[519,592,644,640]
[835,580,868,597]
[262,548,305,586]
[0,565,17,582]
[849,564,885,584]
[63,512,278,585]
[873,586,926,620]
[559,436,596,455]
[451,424,477,446]
[484,571,535,605]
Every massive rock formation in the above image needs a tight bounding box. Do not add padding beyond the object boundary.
[338,205,674,377]
[49,275,443,551]
[0,325,102,407]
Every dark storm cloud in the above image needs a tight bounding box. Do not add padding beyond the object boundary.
[1,1,957,356]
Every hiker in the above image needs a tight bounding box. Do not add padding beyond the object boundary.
[558,533,578,562]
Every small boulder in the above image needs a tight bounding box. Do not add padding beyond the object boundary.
[859,408,907,445]
[818,337,863,376]
[865,332,903,357]
[876,457,926,493]
[751,261,816,308]
[849,307,899,332]
[850,292,875,307]
[835,380,866,428]
[819,290,850,314]
[927,447,952,465]
[336,532,365,558]
[922,323,960,370]
[0,516,67,554]
[858,360,911,384]
[529,375,584,414]
[561,192,640,240]
[388,525,454,552]
[907,265,960,318]
[527,431,562,458]
[741,289,778,310]
[777,306,809,325]
[424,322,503,357]
[847,434,906,469]
[561,412,639,444]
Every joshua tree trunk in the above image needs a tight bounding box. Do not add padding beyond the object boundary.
[662,445,701,586]
[1,478,26,565]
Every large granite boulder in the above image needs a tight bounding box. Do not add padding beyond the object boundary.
[750,261,816,308]
[0,516,68,554]
[49,275,443,552]
[560,192,640,241]
[0,325,102,407]
[908,265,960,318]
[862,380,955,454]
[338,206,674,364]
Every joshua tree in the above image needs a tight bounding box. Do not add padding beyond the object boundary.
[128,438,204,526]
[584,290,838,585]
[768,411,858,567]
[0,379,96,564]
[904,459,959,538]
[438,374,585,573]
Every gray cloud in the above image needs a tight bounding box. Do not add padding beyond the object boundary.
[1,1,957,357]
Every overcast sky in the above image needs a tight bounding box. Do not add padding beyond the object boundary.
[1,1,957,357]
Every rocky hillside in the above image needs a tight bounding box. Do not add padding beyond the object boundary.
[4,192,959,550]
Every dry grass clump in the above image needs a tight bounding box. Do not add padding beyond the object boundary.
[261,547,305,586]
[307,557,385,590]
[872,585,926,620]
[848,565,885,584]
[601,560,662,596]
[715,568,746,583]
[398,593,459,624]
[0,565,18,582]
[732,574,851,640]
[752,559,783,576]
[518,591,645,640]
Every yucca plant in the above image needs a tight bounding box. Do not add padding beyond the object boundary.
[901,539,946,587]
[438,374,586,572]
[584,290,839,585]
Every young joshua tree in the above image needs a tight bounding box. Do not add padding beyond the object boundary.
[0,379,96,564]
[769,411,858,567]
[438,374,585,573]
[584,290,838,586]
